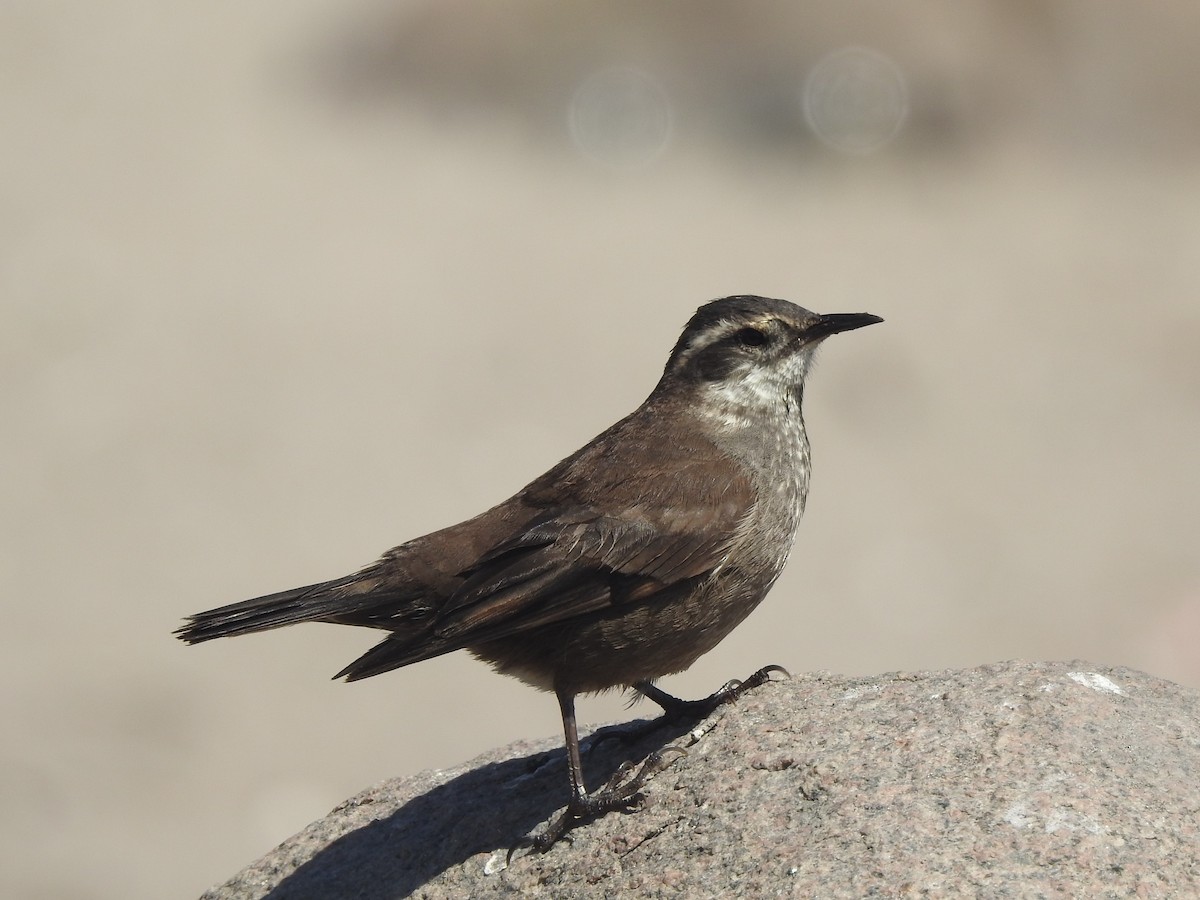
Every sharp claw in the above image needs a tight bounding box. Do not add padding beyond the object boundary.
[506,834,535,866]
[705,664,790,710]
[718,678,744,698]
[757,664,791,681]
[727,665,790,697]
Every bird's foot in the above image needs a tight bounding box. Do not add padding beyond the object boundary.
[509,746,686,860]
[643,664,791,722]
[586,665,791,754]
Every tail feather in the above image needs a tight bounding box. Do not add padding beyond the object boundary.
[175,576,360,644]
[335,631,455,682]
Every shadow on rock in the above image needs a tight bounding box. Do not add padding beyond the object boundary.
[262,713,699,899]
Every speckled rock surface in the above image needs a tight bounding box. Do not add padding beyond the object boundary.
[200,661,1200,899]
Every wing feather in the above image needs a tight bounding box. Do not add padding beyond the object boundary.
[337,419,758,682]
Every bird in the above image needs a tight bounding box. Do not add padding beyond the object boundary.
[176,294,881,851]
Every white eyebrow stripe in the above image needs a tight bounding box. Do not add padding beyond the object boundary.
[682,316,776,358]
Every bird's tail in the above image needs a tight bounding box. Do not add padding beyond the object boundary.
[175,575,361,644]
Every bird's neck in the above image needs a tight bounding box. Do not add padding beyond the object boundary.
[692,384,811,503]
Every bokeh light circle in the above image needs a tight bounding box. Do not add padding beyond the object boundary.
[803,47,909,154]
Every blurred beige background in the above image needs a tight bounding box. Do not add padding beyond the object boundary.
[3,2,1198,897]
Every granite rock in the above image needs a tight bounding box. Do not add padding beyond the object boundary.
[200,661,1200,898]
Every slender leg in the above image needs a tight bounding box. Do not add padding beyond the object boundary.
[559,687,588,808]
[514,686,680,857]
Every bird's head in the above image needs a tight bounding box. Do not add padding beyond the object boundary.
[658,295,881,420]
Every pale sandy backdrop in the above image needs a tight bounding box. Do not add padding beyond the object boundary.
[3,3,1198,898]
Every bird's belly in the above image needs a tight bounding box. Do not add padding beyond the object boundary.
[469,569,779,695]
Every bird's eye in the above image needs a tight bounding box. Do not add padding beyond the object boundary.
[735,327,768,348]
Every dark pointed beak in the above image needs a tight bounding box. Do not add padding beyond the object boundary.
[805,312,883,341]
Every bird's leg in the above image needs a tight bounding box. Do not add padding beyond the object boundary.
[516,669,789,855]
[515,687,682,857]
[636,664,790,721]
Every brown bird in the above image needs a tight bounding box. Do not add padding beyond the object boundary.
[176,294,881,851]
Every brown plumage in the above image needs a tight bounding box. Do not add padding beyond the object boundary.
[177,294,881,851]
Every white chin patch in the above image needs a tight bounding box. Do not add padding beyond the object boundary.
[708,345,819,412]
